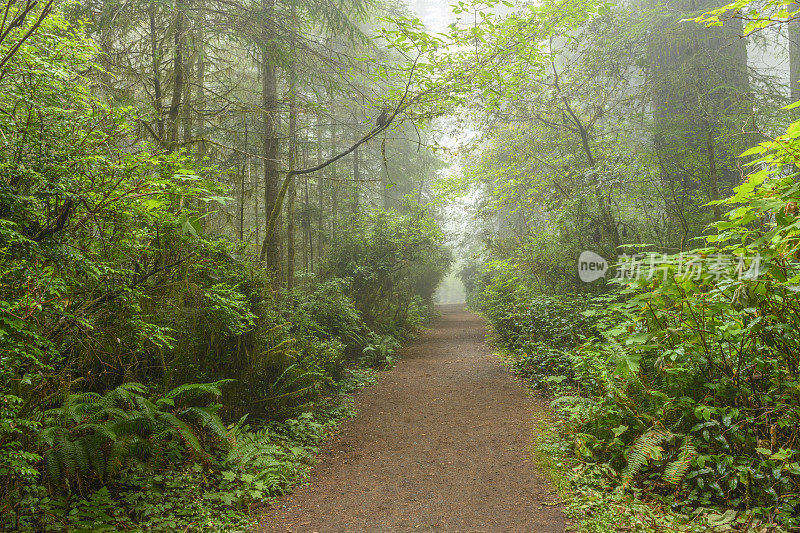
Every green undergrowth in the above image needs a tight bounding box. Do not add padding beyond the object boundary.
[502,339,685,531]
[526,394,737,533]
[492,332,793,532]
[497,339,763,532]
[6,366,378,532]
[485,306,795,532]
[472,173,800,529]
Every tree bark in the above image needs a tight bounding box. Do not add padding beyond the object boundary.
[330,118,338,242]
[382,138,391,209]
[646,0,750,236]
[196,0,207,159]
[258,0,281,292]
[149,7,165,142]
[790,3,800,105]
[352,140,360,212]
[240,123,249,241]
[303,140,312,273]
[551,59,619,250]
[166,0,186,147]
[286,50,297,290]
[316,112,325,265]
[706,123,722,221]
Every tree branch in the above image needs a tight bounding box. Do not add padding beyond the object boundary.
[0,1,54,83]
[258,53,422,263]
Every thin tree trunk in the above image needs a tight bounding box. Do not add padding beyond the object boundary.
[254,160,260,249]
[566,96,619,249]
[790,4,800,104]
[706,124,722,221]
[551,58,619,249]
[149,7,164,141]
[330,118,338,242]
[238,165,245,240]
[302,141,310,274]
[352,131,360,211]
[182,69,192,145]
[286,2,297,290]
[316,112,324,265]
[181,1,193,147]
[258,0,280,292]
[196,0,206,158]
[382,138,391,209]
[286,68,297,290]
[241,123,249,241]
[166,0,186,147]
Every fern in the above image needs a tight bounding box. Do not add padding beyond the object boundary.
[622,426,671,488]
[164,379,233,403]
[662,436,696,485]
[623,427,696,489]
[40,381,232,493]
[258,363,324,406]
[183,406,232,445]
[156,411,206,458]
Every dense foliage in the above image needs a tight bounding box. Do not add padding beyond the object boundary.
[469,90,800,533]
[0,0,450,530]
[453,0,800,529]
[323,207,451,337]
[473,242,800,529]
[7,0,800,528]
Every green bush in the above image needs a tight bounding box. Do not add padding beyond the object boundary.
[476,139,800,527]
[470,262,600,351]
[360,332,401,368]
[323,206,451,337]
[39,381,231,494]
[0,2,448,528]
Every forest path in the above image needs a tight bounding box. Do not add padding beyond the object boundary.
[258,304,568,533]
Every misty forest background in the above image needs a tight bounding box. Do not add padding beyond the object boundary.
[2,0,800,530]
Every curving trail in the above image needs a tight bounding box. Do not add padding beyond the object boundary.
[259,304,568,533]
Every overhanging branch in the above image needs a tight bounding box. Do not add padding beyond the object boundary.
[258,53,421,262]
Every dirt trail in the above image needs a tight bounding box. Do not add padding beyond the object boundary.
[259,304,568,533]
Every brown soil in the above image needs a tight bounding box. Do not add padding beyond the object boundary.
[258,304,568,533]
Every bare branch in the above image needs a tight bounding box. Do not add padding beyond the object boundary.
[0,1,54,82]
[258,53,422,261]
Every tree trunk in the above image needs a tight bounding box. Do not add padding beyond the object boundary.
[258,0,280,292]
[556,80,620,250]
[196,0,207,158]
[648,0,750,227]
[286,57,297,290]
[303,141,311,274]
[166,0,186,148]
[706,124,721,221]
[240,123,249,241]
[382,138,391,209]
[148,7,165,142]
[330,118,338,242]
[790,3,800,104]
[352,136,360,211]
[316,112,325,265]
[254,159,260,249]
[239,164,246,240]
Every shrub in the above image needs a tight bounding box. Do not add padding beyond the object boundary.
[39,381,231,495]
[323,206,451,337]
[478,160,800,527]
[471,263,600,352]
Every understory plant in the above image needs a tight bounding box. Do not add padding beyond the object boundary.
[473,115,800,528]
[0,3,448,529]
